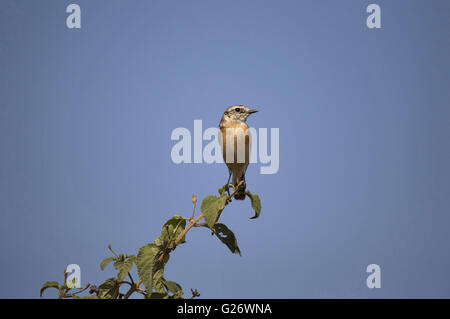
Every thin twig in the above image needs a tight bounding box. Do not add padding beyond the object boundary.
[172,219,184,239]
[226,180,245,201]
[87,187,243,299]
[123,286,135,299]
[108,244,119,258]
[70,284,91,297]
[189,288,200,299]
[127,273,135,285]
[173,182,244,246]
[191,195,197,219]
[175,214,204,245]
[122,279,143,299]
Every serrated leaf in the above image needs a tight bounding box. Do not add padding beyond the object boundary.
[40,281,59,298]
[212,223,241,256]
[97,278,119,299]
[152,266,165,294]
[113,258,134,282]
[100,257,116,271]
[147,292,168,299]
[245,190,261,219]
[163,280,182,294]
[136,244,159,292]
[201,194,227,228]
[161,215,186,243]
[151,250,170,294]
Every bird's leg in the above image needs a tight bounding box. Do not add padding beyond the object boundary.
[240,175,246,192]
[226,173,232,196]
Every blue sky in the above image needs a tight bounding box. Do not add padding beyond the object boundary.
[1,0,450,298]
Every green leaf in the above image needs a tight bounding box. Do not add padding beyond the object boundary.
[163,280,182,294]
[201,194,227,228]
[126,254,136,262]
[150,250,170,295]
[152,266,165,294]
[60,283,69,292]
[212,223,242,256]
[245,190,261,219]
[113,258,134,282]
[136,244,159,292]
[40,281,59,298]
[147,292,168,299]
[81,295,99,299]
[97,278,119,299]
[100,257,116,271]
[154,237,164,247]
[161,215,186,243]
[218,184,229,196]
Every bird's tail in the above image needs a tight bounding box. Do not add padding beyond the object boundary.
[232,174,246,200]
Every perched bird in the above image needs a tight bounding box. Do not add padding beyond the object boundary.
[219,105,258,200]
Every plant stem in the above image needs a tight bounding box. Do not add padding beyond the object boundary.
[175,214,204,245]
[108,244,119,258]
[70,284,90,297]
[122,279,143,299]
[191,199,197,219]
[123,286,135,299]
[128,273,135,285]
[226,181,244,201]
[173,181,244,246]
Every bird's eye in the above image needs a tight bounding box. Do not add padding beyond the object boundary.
[235,108,241,113]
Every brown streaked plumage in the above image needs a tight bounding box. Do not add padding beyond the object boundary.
[219,105,258,200]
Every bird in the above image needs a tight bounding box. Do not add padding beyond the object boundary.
[219,105,258,200]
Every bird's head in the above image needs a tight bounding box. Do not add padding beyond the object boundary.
[221,105,258,123]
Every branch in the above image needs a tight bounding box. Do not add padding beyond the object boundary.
[226,181,245,201]
[175,213,204,245]
[174,181,243,246]
[42,180,259,299]
[122,279,143,299]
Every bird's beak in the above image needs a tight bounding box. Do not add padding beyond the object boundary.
[248,109,258,114]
